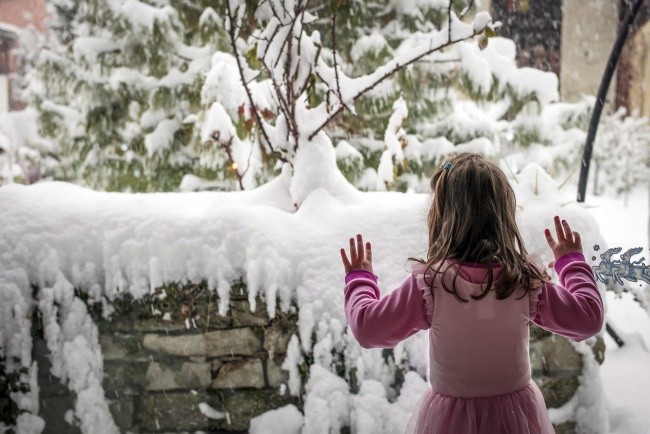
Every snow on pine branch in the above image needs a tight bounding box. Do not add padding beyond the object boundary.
[309,11,493,140]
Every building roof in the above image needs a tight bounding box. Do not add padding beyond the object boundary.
[0,21,19,41]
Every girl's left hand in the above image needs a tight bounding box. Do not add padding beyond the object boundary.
[341,234,373,274]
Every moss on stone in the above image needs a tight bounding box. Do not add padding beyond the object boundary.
[137,392,213,432]
[535,375,580,408]
[214,389,301,431]
[530,323,553,340]
[553,421,577,434]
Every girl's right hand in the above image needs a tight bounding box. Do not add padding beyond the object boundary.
[544,216,583,268]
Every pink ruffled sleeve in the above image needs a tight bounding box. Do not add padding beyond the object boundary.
[530,252,604,342]
[344,268,431,349]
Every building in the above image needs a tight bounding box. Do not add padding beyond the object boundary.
[0,0,47,112]
[485,0,650,117]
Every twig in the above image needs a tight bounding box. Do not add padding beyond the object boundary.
[501,157,519,184]
[239,140,256,180]
[459,0,475,19]
[211,132,245,190]
[225,0,278,162]
[557,165,578,191]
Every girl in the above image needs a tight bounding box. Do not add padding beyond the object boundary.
[340,152,604,434]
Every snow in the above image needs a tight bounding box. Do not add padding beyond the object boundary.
[334,140,363,162]
[117,0,177,31]
[249,404,304,434]
[585,186,650,434]
[0,108,54,185]
[455,37,560,104]
[350,33,390,61]
[201,102,237,145]
[144,118,181,156]
[198,402,228,420]
[72,37,119,64]
[3,1,649,431]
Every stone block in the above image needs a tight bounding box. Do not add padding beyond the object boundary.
[213,359,264,389]
[266,358,289,388]
[213,389,301,431]
[591,335,606,364]
[99,334,126,360]
[231,299,271,327]
[145,362,181,391]
[134,318,189,333]
[137,392,214,432]
[263,317,297,360]
[181,361,212,388]
[104,361,148,395]
[541,336,583,376]
[534,375,580,408]
[202,300,233,329]
[108,397,134,431]
[96,315,133,334]
[142,359,212,390]
[142,328,262,357]
[103,362,127,392]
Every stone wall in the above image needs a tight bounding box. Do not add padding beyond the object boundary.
[30,281,605,433]
[34,280,302,433]
[530,324,605,434]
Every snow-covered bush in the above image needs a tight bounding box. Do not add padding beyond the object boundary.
[24,0,229,191]
[0,109,54,186]
[592,108,650,204]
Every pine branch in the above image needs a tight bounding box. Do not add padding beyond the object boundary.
[331,8,352,114]
[307,25,483,141]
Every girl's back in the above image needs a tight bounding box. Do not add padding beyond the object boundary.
[422,260,531,398]
[405,258,556,434]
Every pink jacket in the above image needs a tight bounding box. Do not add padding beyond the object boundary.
[344,252,604,349]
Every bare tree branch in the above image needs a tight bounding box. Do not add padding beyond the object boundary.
[307,28,483,141]
[226,0,277,161]
[447,2,452,43]
[210,132,245,190]
[460,0,475,19]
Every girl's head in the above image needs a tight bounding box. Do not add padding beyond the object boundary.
[419,152,550,301]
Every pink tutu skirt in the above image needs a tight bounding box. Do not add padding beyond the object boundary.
[404,379,555,434]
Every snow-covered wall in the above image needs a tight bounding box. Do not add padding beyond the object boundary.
[0,163,610,433]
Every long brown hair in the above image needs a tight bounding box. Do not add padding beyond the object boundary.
[411,152,551,302]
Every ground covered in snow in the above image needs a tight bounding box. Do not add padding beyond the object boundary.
[587,186,650,434]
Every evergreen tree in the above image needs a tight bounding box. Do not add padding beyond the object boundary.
[23,0,599,194]
[25,0,229,191]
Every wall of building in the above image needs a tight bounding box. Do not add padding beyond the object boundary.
[560,0,619,103]
[626,21,650,117]
[0,0,48,33]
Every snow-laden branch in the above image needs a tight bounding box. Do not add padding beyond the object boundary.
[226,0,276,161]
[308,11,492,141]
